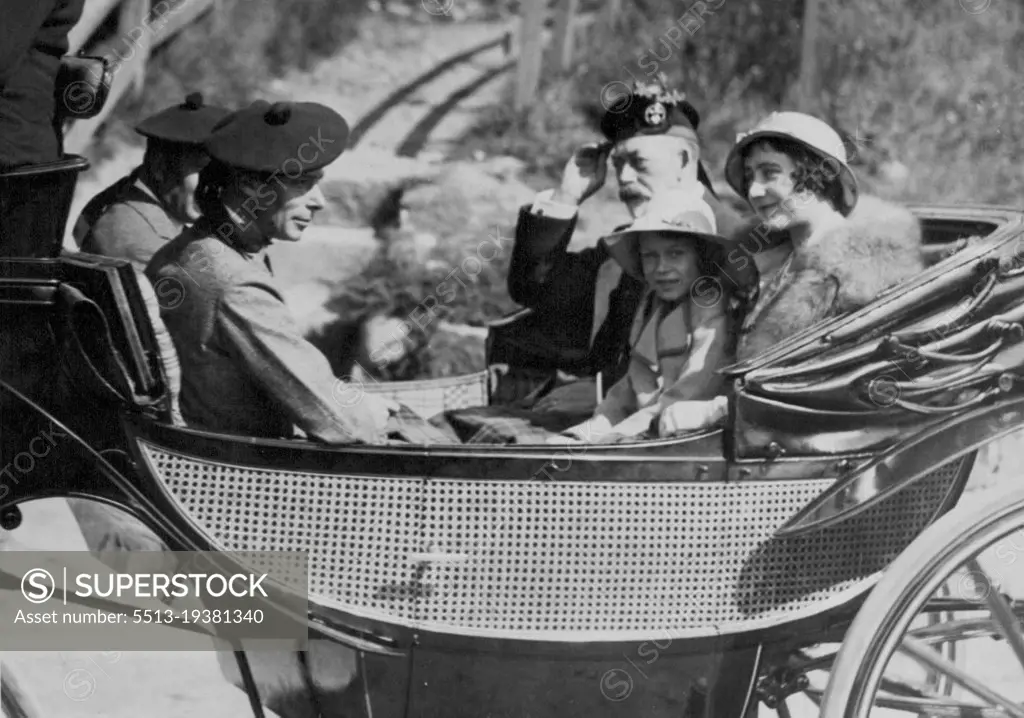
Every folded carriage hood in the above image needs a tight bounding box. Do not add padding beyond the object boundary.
[719,204,1024,535]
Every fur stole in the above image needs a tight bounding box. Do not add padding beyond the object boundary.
[733,194,925,362]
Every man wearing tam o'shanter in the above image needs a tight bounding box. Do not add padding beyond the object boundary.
[66,93,229,556]
[74,93,231,271]
[146,99,409,446]
[498,75,752,418]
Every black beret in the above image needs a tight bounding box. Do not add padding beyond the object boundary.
[600,77,701,144]
[135,92,232,145]
[203,100,349,174]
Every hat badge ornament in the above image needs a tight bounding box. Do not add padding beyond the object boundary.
[632,74,688,106]
[644,102,666,126]
[183,92,204,111]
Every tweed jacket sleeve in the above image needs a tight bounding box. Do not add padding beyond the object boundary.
[85,202,178,275]
[216,280,384,445]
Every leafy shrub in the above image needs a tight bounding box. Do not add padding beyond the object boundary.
[95,0,372,152]
[465,0,1024,205]
[306,160,536,380]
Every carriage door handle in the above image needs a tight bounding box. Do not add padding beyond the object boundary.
[765,442,786,460]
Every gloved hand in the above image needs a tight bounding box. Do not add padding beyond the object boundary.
[362,393,400,433]
[658,396,729,436]
[545,434,585,445]
[547,414,614,444]
[533,377,599,415]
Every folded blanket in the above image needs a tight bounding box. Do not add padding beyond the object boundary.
[429,405,589,444]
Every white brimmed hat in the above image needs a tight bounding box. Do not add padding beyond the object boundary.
[724,111,859,216]
[603,191,727,280]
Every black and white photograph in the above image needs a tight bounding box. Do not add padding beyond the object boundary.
[1,0,1024,716]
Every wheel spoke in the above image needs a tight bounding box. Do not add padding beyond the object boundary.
[924,596,1010,613]
[790,648,837,673]
[966,559,1024,675]
[870,691,1014,717]
[911,617,1007,644]
[900,636,1024,718]
[879,675,937,698]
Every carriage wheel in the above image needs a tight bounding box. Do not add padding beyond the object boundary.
[758,581,962,718]
[1,661,43,718]
[817,487,1024,718]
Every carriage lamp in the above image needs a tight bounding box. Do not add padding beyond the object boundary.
[0,505,22,531]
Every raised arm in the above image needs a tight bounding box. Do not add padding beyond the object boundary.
[508,196,609,311]
[508,142,614,314]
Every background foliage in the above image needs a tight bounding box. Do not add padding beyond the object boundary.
[463,0,1024,205]
[86,0,1024,378]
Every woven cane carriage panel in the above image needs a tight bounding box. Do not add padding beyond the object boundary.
[140,440,964,640]
[139,442,425,623]
[415,460,964,639]
[360,370,490,418]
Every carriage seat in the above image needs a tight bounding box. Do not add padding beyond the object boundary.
[55,252,181,424]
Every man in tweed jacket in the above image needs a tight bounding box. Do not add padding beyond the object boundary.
[147,99,398,444]
[74,93,231,269]
[67,94,229,556]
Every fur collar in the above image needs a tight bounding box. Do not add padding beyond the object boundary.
[795,194,924,310]
[731,194,925,362]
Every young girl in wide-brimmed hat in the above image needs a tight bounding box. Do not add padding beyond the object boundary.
[550,192,747,443]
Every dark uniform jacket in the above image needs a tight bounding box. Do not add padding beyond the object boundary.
[0,0,85,168]
[146,217,385,444]
[74,169,182,272]
[507,188,749,387]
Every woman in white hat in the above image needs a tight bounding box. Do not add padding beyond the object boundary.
[549,193,742,443]
[722,110,925,363]
[647,111,926,437]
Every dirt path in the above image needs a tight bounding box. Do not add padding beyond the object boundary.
[264,13,517,160]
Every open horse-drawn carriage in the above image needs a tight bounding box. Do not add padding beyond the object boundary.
[4,66,1024,718]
